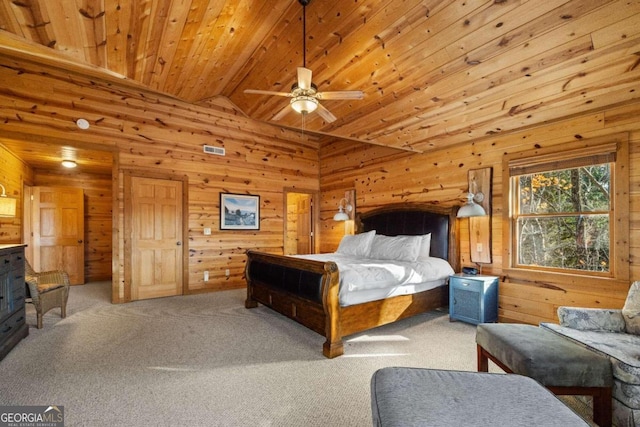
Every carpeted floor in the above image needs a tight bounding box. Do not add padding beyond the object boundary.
[0,282,593,426]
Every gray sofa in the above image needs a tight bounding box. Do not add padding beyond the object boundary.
[540,283,640,427]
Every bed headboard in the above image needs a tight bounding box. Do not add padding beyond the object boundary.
[355,204,459,272]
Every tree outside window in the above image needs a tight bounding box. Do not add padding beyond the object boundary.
[503,135,629,285]
[515,164,611,272]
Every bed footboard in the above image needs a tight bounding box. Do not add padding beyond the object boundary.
[244,250,343,357]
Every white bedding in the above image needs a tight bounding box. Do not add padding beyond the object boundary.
[294,253,454,307]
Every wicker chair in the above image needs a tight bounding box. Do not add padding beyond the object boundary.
[25,260,70,329]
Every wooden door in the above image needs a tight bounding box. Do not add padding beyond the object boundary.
[130,177,183,300]
[284,191,315,255]
[296,194,312,254]
[22,184,33,264]
[32,186,85,285]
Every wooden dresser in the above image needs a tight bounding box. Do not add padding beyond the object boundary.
[0,244,28,360]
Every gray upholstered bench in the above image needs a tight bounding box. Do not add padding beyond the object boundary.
[476,323,613,427]
[370,367,589,426]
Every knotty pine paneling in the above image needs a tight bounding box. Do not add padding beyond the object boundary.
[2,41,638,318]
[2,1,640,153]
[0,145,32,244]
[499,279,627,325]
[0,55,320,302]
[320,100,640,325]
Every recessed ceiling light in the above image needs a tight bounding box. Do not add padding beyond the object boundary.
[61,160,77,168]
[76,118,90,130]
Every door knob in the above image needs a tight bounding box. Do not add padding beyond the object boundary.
[78,240,83,243]
[176,241,182,246]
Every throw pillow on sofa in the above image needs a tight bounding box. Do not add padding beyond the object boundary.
[622,281,640,335]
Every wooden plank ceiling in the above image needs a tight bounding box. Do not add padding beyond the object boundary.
[0,0,639,157]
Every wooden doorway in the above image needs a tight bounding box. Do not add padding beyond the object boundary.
[31,186,85,285]
[284,190,318,255]
[125,174,188,301]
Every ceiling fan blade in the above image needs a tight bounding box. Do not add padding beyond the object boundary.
[316,90,364,100]
[271,103,292,121]
[315,103,337,123]
[297,67,313,90]
[244,89,292,97]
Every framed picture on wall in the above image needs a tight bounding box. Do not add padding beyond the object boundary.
[220,193,260,230]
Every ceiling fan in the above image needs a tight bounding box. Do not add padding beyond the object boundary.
[244,0,364,123]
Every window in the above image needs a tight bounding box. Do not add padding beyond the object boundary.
[503,135,629,284]
[515,164,611,273]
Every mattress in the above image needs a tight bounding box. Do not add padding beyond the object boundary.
[294,253,454,307]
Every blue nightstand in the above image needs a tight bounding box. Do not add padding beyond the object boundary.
[449,274,499,325]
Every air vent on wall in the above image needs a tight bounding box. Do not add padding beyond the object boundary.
[203,145,225,156]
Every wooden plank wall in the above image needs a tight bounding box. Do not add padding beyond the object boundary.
[2,145,117,284]
[0,145,32,243]
[0,54,320,302]
[1,47,637,324]
[320,101,640,325]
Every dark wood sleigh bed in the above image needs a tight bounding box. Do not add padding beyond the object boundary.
[244,203,460,358]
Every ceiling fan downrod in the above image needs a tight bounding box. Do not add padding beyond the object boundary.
[243,0,362,124]
[298,0,311,68]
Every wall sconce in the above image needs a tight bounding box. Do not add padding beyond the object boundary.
[333,190,355,221]
[457,192,486,218]
[460,168,493,265]
[0,183,17,217]
[333,199,352,221]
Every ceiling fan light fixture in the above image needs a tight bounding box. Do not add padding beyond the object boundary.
[290,96,318,114]
[243,0,362,123]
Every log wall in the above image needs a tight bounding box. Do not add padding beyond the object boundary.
[0,145,112,282]
[1,48,638,324]
[0,54,320,302]
[319,101,640,325]
[0,145,32,244]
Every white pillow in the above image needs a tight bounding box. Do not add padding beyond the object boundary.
[336,230,376,257]
[369,234,423,262]
[416,233,432,260]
